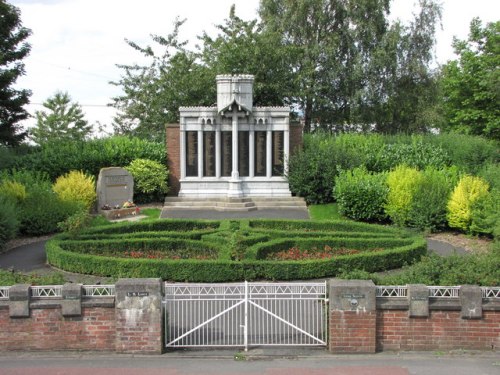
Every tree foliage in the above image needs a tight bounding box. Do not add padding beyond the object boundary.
[30,92,92,145]
[112,1,442,137]
[0,0,31,146]
[440,18,500,140]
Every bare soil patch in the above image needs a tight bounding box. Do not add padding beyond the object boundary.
[426,232,492,254]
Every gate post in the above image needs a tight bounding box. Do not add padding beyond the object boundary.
[329,279,377,353]
[115,278,163,354]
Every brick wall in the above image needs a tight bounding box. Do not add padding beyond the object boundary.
[330,281,500,353]
[377,310,500,351]
[0,307,115,351]
[166,123,180,196]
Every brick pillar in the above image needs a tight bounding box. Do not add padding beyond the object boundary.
[329,279,376,353]
[115,278,163,354]
[166,123,180,196]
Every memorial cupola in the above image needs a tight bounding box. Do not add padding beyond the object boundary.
[216,74,254,115]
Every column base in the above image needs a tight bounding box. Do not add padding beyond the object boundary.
[227,179,243,198]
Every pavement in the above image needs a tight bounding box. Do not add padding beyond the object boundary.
[0,350,498,374]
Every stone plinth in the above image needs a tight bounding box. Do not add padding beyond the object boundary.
[96,167,134,211]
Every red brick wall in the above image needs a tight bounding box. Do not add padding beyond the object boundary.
[0,307,115,351]
[166,124,180,196]
[377,310,500,351]
[330,311,377,353]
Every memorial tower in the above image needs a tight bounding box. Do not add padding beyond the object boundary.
[170,74,296,198]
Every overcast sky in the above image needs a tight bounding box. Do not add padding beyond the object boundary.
[10,0,500,135]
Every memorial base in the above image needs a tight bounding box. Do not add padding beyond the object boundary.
[100,207,137,220]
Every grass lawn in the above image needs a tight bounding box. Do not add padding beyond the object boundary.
[309,203,343,221]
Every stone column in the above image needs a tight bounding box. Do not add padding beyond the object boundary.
[115,278,163,354]
[228,108,243,197]
[197,130,203,178]
[180,130,186,179]
[266,129,272,178]
[249,124,255,178]
[216,124,221,178]
[329,279,377,353]
[8,284,30,318]
[460,285,482,319]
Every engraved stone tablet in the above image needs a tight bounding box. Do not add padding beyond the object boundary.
[96,167,134,210]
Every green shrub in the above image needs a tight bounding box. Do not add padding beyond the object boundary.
[407,167,458,231]
[125,158,168,203]
[19,188,79,236]
[427,133,498,173]
[0,196,19,249]
[0,269,65,286]
[13,136,166,181]
[46,219,426,281]
[478,162,500,189]
[334,167,388,222]
[53,170,96,211]
[385,166,423,226]
[447,175,490,232]
[470,188,499,238]
[287,142,338,204]
[0,180,27,204]
[57,210,92,238]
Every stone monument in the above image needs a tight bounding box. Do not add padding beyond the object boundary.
[96,167,136,219]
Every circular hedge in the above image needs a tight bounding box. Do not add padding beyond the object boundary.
[46,219,427,281]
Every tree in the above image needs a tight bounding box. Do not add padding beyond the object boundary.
[111,18,214,142]
[363,0,442,133]
[259,0,392,133]
[30,92,92,145]
[0,0,31,146]
[440,18,499,140]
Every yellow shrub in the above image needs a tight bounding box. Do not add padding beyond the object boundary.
[447,175,490,232]
[385,165,423,226]
[0,180,27,204]
[53,170,96,212]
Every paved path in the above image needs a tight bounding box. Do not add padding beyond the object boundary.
[0,351,498,375]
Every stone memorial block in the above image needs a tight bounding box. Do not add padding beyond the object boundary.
[96,167,134,210]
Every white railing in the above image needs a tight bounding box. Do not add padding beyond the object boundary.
[83,285,115,297]
[31,286,63,298]
[428,286,460,298]
[0,286,9,300]
[376,286,407,297]
[482,287,500,299]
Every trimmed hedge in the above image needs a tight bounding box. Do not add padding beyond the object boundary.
[47,219,426,281]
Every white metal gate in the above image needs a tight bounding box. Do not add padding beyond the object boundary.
[164,282,327,350]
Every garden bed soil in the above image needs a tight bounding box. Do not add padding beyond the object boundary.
[426,232,491,254]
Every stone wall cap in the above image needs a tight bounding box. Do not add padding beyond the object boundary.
[330,279,375,288]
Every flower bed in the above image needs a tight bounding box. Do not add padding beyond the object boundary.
[46,219,427,281]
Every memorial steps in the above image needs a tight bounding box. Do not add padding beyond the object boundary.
[163,196,307,212]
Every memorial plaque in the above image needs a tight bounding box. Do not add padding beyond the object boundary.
[203,131,216,177]
[185,131,198,177]
[238,131,249,177]
[272,131,284,176]
[254,131,267,177]
[96,167,134,209]
[221,131,232,177]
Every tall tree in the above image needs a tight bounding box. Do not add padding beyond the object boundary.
[363,0,442,133]
[30,92,92,145]
[259,0,391,132]
[110,18,214,141]
[440,18,499,140]
[0,0,31,146]
[199,5,293,108]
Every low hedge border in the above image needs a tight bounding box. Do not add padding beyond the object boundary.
[46,219,427,281]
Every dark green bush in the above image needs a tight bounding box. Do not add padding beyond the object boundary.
[407,167,458,231]
[334,167,388,222]
[0,196,19,249]
[46,219,426,281]
[13,136,166,181]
